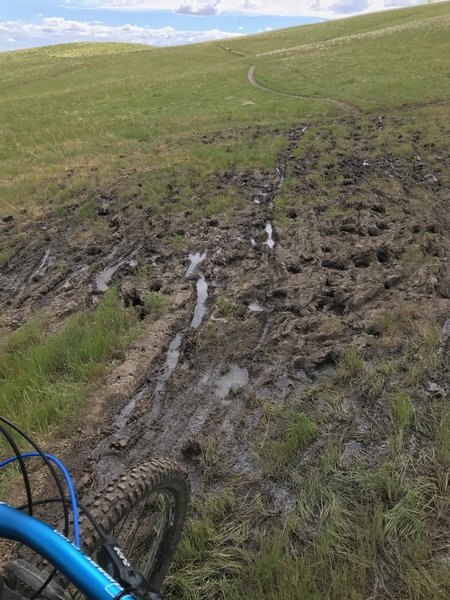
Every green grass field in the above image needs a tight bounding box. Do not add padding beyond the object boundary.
[0,2,449,598]
[1,3,449,219]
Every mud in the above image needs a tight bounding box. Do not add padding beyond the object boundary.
[1,117,449,511]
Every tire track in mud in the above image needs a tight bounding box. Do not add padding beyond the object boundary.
[247,66,360,115]
[88,127,311,502]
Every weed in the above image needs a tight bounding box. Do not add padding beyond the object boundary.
[169,235,184,246]
[74,198,96,222]
[0,248,12,265]
[337,347,365,381]
[144,291,165,315]
[198,436,221,482]
[259,403,317,478]
[216,295,236,317]
[133,266,150,283]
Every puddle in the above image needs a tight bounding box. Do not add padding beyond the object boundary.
[95,261,124,292]
[155,333,183,393]
[264,222,275,249]
[115,388,145,430]
[215,365,249,399]
[29,248,51,282]
[191,274,208,329]
[253,190,271,204]
[186,251,207,277]
[95,250,139,292]
[276,159,286,186]
[249,301,264,312]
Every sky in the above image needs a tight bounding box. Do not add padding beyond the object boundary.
[0,1,430,52]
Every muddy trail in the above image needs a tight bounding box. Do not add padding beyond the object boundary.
[1,118,449,509]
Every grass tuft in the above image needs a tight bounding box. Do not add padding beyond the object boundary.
[337,347,365,381]
[259,403,317,478]
[0,290,138,437]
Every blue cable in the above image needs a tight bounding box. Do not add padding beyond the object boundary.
[0,452,80,549]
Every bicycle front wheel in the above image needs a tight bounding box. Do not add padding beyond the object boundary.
[78,458,190,592]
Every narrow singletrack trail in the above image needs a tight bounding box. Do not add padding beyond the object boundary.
[247,66,360,116]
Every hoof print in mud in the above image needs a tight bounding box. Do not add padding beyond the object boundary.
[181,438,203,460]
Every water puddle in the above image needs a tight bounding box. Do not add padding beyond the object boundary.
[186,251,207,277]
[115,388,145,430]
[191,274,208,329]
[28,248,51,282]
[95,261,124,292]
[249,301,264,312]
[95,250,139,292]
[215,365,249,400]
[264,222,275,249]
[155,333,183,393]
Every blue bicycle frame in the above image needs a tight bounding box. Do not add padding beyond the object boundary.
[0,503,135,600]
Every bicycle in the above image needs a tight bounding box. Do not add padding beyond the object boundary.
[0,417,190,600]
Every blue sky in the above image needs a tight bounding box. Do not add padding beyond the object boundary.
[0,1,428,51]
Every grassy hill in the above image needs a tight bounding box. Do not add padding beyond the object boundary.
[0,3,449,599]
[0,2,449,218]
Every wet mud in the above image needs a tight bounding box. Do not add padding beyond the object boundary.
[1,118,449,507]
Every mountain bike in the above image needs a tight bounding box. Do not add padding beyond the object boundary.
[0,417,190,600]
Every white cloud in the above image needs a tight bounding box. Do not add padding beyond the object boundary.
[74,1,425,18]
[0,17,242,47]
[175,1,221,15]
[6,37,16,43]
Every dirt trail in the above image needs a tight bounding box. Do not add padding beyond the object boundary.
[247,66,360,115]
